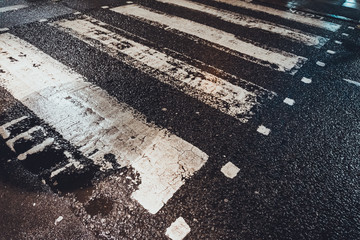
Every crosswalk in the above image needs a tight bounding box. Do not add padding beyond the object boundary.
[0,0,346,239]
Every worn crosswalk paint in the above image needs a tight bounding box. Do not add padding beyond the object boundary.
[111,4,307,73]
[156,0,327,48]
[52,16,272,123]
[0,33,208,214]
[0,4,27,13]
[214,0,341,32]
[0,116,28,139]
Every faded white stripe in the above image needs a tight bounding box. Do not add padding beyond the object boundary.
[156,0,327,47]
[0,33,208,214]
[0,4,27,13]
[53,16,267,123]
[214,0,341,32]
[111,4,307,72]
[0,116,28,139]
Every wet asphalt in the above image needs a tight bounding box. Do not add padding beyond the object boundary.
[1,0,360,239]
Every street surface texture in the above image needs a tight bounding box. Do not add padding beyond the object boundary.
[1,0,360,239]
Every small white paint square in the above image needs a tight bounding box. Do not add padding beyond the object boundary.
[221,162,240,179]
[326,50,336,54]
[283,98,295,106]
[257,125,270,136]
[166,217,191,240]
[301,77,312,84]
[316,61,325,67]
[342,33,349,37]
[335,40,342,45]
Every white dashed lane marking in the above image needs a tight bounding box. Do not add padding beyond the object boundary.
[166,217,191,240]
[111,4,307,73]
[257,125,271,136]
[221,162,240,179]
[316,61,326,67]
[301,77,312,84]
[343,78,360,87]
[0,33,208,215]
[283,98,295,106]
[326,50,336,54]
[335,40,343,44]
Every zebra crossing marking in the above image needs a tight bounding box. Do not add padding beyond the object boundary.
[0,33,208,214]
[52,16,273,123]
[155,0,328,48]
[214,0,341,32]
[111,4,307,73]
[343,78,360,87]
[0,4,28,13]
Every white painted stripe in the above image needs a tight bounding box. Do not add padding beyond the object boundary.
[50,152,83,178]
[316,61,326,67]
[221,161,240,179]
[156,0,327,47]
[0,28,10,33]
[214,0,341,32]
[348,26,355,30]
[342,33,349,37]
[6,126,44,152]
[257,125,270,135]
[18,138,55,160]
[111,5,307,72]
[0,116,28,139]
[283,97,295,106]
[335,40,342,44]
[53,16,266,123]
[166,217,191,240]
[0,4,27,13]
[0,33,208,214]
[38,19,48,23]
[301,77,312,84]
[343,78,360,87]
[326,50,336,54]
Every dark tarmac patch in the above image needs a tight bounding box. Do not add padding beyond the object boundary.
[85,196,114,216]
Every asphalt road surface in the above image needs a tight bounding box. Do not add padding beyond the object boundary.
[1,0,360,239]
